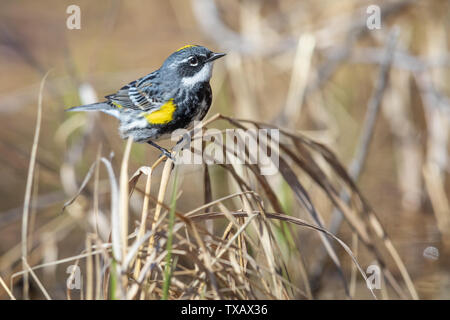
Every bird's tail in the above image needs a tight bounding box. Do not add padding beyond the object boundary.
[65,102,120,119]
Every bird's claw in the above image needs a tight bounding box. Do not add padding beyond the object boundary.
[159,150,175,161]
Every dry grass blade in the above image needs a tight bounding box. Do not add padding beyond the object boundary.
[203,163,214,236]
[311,29,401,291]
[119,137,133,265]
[217,114,349,295]
[216,114,417,299]
[281,33,315,126]
[148,158,173,252]
[22,258,51,300]
[100,157,121,261]
[0,275,15,300]
[212,214,257,266]
[21,70,51,299]
[277,155,346,267]
[132,166,152,279]
[61,160,97,212]
[190,211,377,299]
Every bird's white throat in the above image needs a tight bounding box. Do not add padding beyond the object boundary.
[181,63,213,87]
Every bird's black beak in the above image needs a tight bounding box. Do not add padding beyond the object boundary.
[206,52,226,62]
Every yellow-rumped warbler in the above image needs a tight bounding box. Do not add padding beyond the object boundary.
[66,45,225,158]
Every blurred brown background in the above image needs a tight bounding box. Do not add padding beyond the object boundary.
[0,0,449,299]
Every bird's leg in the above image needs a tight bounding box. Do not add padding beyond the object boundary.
[147,140,173,160]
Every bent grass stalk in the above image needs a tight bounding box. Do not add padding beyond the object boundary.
[162,161,179,300]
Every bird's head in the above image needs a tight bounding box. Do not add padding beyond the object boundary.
[161,45,226,87]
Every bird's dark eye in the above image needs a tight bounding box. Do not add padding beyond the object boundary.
[188,56,198,66]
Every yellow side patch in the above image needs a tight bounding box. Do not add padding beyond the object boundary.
[142,99,176,124]
[176,44,197,52]
[112,102,123,109]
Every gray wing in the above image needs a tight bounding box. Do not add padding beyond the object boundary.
[105,71,164,111]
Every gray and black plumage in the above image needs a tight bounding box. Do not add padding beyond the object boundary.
[66,45,225,158]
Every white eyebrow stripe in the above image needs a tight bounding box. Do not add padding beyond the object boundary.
[179,54,208,64]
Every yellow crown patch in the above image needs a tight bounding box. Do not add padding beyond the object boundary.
[176,44,197,52]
